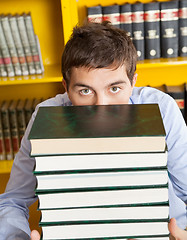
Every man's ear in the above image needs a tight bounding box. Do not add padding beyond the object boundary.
[63,79,68,92]
[132,73,138,87]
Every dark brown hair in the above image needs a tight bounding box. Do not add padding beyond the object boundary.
[61,21,137,87]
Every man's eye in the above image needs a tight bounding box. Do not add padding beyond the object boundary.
[80,89,92,95]
[110,87,120,93]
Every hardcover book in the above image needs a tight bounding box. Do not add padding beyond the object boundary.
[179,0,187,56]
[24,13,43,74]
[102,5,120,28]
[35,170,168,193]
[160,0,179,58]
[16,14,36,75]
[120,3,132,38]
[28,104,166,156]
[34,151,167,173]
[87,5,103,23]
[9,15,29,76]
[131,2,145,60]
[144,2,161,59]
[0,17,15,77]
[1,15,22,76]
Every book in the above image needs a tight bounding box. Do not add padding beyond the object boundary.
[9,14,29,76]
[102,5,120,28]
[34,151,167,174]
[0,16,15,77]
[8,99,20,156]
[144,1,161,59]
[24,13,43,74]
[37,187,168,210]
[120,3,132,38]
[16,99,26,143]
[24,98,34,126]
[164,84,185,118]
[87,5,103,23]
[35,170,168,193]
[0,111,6,160]
[1,101,13,160]
[28,104,166,156]
[0,49,7,77]
[40,221,169,239]
[131,2,145,60]
[179,0,187,56]
[1,15,22,76]
[16,14,35,75]
[40,205,169,224]
[160,0,179,58]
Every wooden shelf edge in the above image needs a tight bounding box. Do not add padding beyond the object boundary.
[0,160,13,174]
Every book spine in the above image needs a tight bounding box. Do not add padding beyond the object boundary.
[24,13,43,74]
[9,15,29,76]
[132,2,145,60]
[120,3,132,38]
[144,2,161,59]
[87,5,103,23]
[16,15,36,75]
[9,101,20,157]
[1,103,13,160]
[24,98,34,126]
[179,0,187,56]
[102,5,120,29]
[0,112,6,160]
[160,1,179,58]
[1,15,22,76]
[16,100,26,143]
[0,49,7,77]
[0,20,15,77]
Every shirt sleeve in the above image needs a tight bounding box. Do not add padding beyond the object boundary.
[161,94,187,205]
[0,108,39,238]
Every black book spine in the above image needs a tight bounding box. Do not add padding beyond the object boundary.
[144,2,160,59]
[132,2,145,60]
[102,5,120,28]
[120,3,132,38]
[179,0,187,56]
[87,5,103,23]
[160,0,179,58]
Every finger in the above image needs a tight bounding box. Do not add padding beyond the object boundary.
[168,218,187,239]
[30,230,40,240]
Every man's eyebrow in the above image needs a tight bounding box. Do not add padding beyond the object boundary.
[73,83,92,88]
[109,80,127,86]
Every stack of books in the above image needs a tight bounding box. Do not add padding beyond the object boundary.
[87,0,187,60]
[0,13,44,77]
[28,104,169,239]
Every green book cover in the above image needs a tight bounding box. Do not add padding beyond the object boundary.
[28,104,166,155]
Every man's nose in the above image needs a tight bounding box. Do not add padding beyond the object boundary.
[95,95,108,105]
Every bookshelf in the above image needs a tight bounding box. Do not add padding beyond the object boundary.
[1,0,187,170]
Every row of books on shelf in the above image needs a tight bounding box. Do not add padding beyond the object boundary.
[29,104,169,239]
[87,0,187,60]
[0,97,44,161]
[0,13,44,78]
[155,83,187,124]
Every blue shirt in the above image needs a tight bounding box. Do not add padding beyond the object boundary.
[0,87,187,239]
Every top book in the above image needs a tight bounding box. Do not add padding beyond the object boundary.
[28,104,166,156]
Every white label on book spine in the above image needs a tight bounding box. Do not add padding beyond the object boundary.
[144,10,160,22]
[161,9,178,21]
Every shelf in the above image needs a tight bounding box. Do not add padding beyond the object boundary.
[0,160,13,174]
[137,57,187,69]
[0,65,62,86]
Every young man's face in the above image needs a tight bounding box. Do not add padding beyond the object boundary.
[64,65,137,106]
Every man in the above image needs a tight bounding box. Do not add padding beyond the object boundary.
[0,22,187,240]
